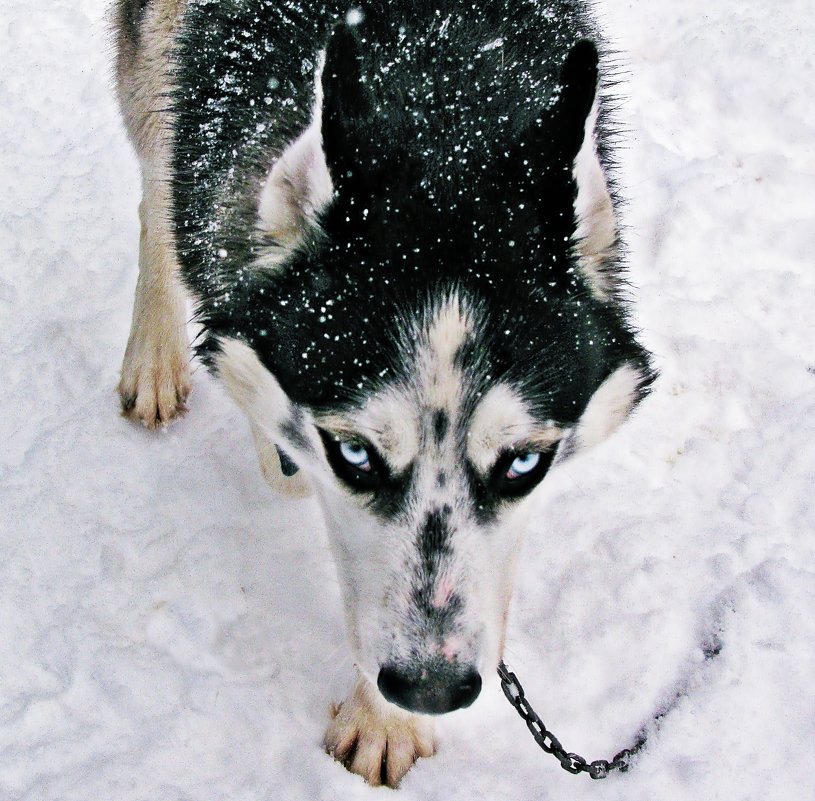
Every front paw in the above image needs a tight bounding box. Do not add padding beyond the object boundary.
[118,323,190,429]
[325,674,436,787]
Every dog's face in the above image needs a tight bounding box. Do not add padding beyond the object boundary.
[218,310,649,714]
[211,26,653,714]
[308,295,566,701]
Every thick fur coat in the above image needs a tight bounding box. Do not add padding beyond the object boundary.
[112,0,653,786]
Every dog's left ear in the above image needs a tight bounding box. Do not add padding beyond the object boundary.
[547,39,600,168]
[514,40,599,246]
[256,123,333,264]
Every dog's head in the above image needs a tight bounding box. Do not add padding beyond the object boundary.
[208,22,653,715]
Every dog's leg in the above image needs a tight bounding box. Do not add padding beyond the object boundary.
[250,422,312,498]
[115,0,191,429]
[118,171,191,429]
[325,673,436,787]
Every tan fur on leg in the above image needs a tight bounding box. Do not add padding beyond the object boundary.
[325,673,436,787]
[114,0,191,428]
[118,189,191,428]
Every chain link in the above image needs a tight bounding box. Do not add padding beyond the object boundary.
[498,661,645,780]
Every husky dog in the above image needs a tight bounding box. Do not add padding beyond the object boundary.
[113,0,654,786]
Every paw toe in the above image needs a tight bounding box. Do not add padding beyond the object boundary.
[350,731,388,786]
[118,362,191,429]
[325,678,437,788]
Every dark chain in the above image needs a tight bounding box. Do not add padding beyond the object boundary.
[497,661,646,780]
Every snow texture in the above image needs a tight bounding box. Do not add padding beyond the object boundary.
[1,0,814,799]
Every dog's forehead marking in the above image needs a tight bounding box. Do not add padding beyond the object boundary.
[432,409,450,445]
[318,297,567,479]
[417,295,470,413]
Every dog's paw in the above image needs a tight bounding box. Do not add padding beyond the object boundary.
[118,330,191,429]
[325,675,436,787]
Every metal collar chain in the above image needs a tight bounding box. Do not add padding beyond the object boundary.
[497,662,646,780]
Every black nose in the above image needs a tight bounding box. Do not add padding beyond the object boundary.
[377,661,482,714]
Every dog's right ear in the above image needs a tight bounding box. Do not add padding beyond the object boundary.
[512,39,599,180]
[255,17,376,269]
[321,17,377,199]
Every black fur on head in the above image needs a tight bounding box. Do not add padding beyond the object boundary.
[320,27,600,264]
[172,1,652,421]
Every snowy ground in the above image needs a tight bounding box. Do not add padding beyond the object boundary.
[1,0,814,799]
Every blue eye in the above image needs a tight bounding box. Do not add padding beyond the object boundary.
[506,452,541,480]
[318,430,385,491]
[493,449,555,499]
[339,441,372,472]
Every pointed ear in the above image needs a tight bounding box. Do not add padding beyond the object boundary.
[550,39,600,166]
[321,19,375,195]
[506,40,599,250]
[256,121,333,266]
[516,39,599,176]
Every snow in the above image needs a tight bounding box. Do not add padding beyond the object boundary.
[1,0,814,799]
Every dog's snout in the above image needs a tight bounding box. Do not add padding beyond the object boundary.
[377,661,482,714]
